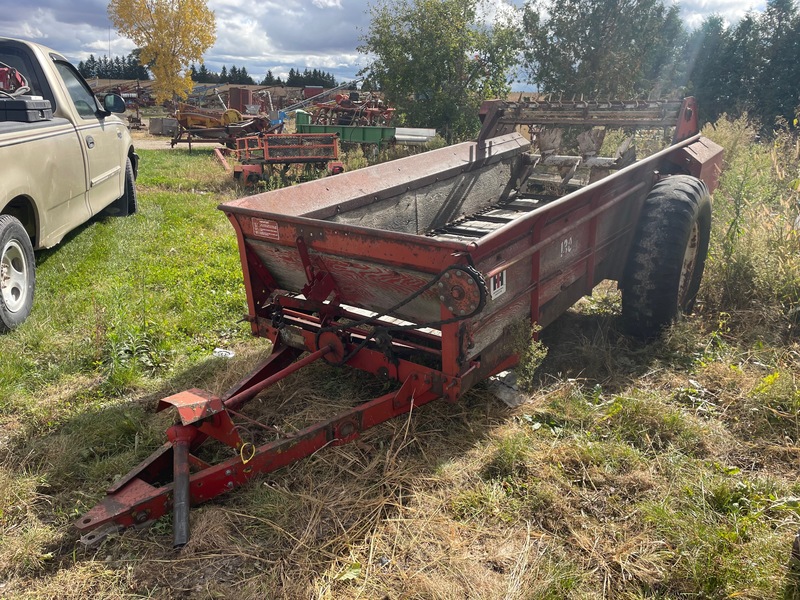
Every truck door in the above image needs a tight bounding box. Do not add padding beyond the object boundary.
[52,60,125,215]
[0,41,92,247]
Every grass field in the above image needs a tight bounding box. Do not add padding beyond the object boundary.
[1,123,800,599]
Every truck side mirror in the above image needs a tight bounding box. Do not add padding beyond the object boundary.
[103,93,126,114]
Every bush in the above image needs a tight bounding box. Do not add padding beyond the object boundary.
[700,115,800,320]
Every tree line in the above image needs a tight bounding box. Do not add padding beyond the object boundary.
[283,68,337,88]
[360,0,800,140]
[101,0,799,133]
[189,65,338,88]
[684,0,800,132]
[79,51,339,91]
[190,63,256,85]
[77,51,149,80]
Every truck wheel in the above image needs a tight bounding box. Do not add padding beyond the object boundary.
[103,157,137,217]
[621,175,711,338]
[0,215,35,332]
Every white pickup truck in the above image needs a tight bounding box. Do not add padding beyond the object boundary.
[0,37,138,331]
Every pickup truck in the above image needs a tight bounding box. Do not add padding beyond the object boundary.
[0,37,138,332]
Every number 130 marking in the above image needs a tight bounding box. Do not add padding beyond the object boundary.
[560,236,574,257]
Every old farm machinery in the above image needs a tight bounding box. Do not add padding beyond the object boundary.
[232,132,344,185]
[308,92,395,126]
[294,92,399,148]
[77,97,723,547]
[170,102,283,149]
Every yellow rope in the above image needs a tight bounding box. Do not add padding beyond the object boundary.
[240,442,256,465]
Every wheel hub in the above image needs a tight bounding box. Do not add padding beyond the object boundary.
[1,239,28,313]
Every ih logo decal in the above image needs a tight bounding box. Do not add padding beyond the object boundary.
[490,270,506,299]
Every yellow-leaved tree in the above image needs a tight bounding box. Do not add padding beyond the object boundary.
[108,0,216,102]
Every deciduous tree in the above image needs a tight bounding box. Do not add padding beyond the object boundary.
[108,0,216,102]
[359,0,521,142]
[522,0,686,98]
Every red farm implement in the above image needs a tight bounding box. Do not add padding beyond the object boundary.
[232,132,343,185]
[77,97,723,547]
[310,92,395,126]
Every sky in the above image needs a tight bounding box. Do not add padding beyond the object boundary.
[0,0,767,86]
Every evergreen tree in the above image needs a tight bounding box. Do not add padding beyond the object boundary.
[261,70,276,85]
[755,0,800,128]
[683,15,730,120]
[131,49,150,79]
[196,63,211,83]
[239,66,254,85]
[80,50,150,80]
[719,13,761,115]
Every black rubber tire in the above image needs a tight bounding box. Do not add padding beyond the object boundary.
[621,175,712,339]
[103,156,138,217]
[0,215,35,332]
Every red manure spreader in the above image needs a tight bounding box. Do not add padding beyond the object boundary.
[77,97,723,547]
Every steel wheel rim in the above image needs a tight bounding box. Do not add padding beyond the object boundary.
[678,221,700,306]
[1,239,28,313]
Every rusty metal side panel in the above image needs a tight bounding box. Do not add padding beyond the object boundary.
[220,133,530,220]
[464,213,625,363]
[460,169,654,372]
[247,239,443,323]
[227,211,470,328]
[231,212,467,270]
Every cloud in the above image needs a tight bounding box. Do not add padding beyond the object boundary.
[669,0,766,28]
[0,0,769,85]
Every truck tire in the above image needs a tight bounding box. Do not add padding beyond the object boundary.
[103,156,137,217]
[621,175,711,339]
[0,215,35,332]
